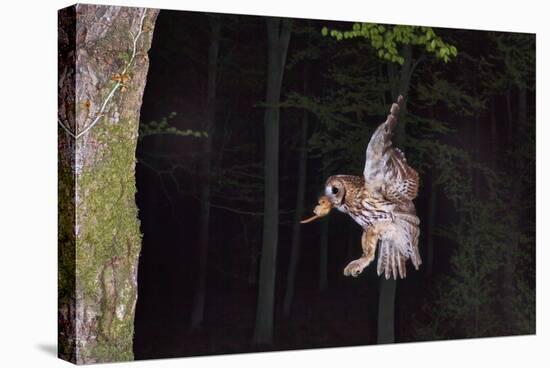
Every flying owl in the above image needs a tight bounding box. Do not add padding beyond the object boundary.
[301,95,421,280]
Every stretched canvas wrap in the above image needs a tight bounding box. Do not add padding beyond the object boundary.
[58,3,536,364]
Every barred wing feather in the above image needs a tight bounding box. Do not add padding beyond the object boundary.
[363,95,419,205]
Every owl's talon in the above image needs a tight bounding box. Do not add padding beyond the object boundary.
[343,258,371,277]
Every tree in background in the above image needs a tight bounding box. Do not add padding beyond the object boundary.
[190,15,221,332]
[280,21,325,317]
[282,66,310,318]
[254,17,293,346]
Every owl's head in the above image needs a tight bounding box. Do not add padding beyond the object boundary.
[301,176,351,224]
[324,176,347,208]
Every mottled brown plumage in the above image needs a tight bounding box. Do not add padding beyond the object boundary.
[302,95,421,279]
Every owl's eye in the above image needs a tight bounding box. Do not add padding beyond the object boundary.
[331,186,339,195]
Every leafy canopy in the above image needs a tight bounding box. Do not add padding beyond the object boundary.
[322,23,457,64]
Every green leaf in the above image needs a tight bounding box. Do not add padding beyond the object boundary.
[321,26,328,37]
[450,45,458,56]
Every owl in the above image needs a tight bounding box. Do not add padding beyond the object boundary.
[301,96,421,279]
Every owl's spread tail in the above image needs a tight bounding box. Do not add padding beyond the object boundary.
[376,213,421,279]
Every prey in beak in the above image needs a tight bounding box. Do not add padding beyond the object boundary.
[300,196,332,224]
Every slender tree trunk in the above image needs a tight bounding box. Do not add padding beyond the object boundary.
[58,5,158,364]
[377,279,397,344]
[377,45,412,344]
[58,7,77,363]
[190,15,221,332]
[253,18,292,345]
[282,106,308,318]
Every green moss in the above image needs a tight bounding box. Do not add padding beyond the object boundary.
[76,117,141,362]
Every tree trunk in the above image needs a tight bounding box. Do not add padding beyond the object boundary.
[190,15,221,332]
[58,7,77,362]
[282,106,308,318]
[253,18,292,345]
[377,46,413,344]
[377,278,397,344]
[58,5,158,364]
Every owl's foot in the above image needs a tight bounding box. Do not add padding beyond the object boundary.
[343,257,372,277]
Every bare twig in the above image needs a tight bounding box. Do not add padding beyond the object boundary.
[58,118,76,139]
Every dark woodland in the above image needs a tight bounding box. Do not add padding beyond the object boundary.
[64,8,536,361]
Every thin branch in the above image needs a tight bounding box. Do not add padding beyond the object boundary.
[57,118,76,138]
[203,199,296,217]
[208,203,266,216]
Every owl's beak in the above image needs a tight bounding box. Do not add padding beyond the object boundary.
[300,196,332,224]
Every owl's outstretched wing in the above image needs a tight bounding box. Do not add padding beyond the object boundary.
[363,96,419,204]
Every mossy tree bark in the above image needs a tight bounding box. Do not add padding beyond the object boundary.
[58,4,158,364]
[58,7,77,362]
